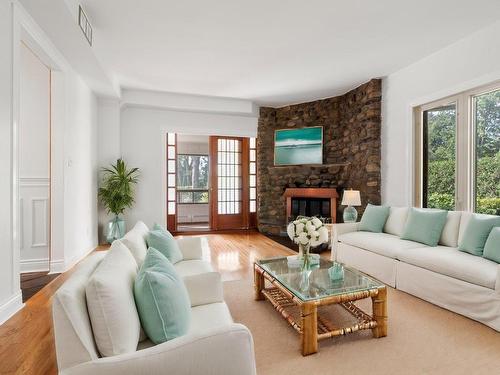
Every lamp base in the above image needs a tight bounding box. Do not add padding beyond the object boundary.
[343,206,358,223]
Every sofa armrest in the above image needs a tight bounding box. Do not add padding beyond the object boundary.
[62,324,256,375]
[330,223,359,261]
[183,272,223,307]
[176,236,206,260]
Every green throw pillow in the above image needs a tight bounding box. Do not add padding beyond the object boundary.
[459,215,500,256]
[401,208,448,247]
[146,224,183,264]
[483,227,500,263]
[134,248,191,344]
[358,204,390,233]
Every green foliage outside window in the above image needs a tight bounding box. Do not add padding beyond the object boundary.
[425,90,499,215]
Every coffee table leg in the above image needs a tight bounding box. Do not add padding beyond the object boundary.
[300,303,318,355]
[371,286,388,338]
[254,266,265,301]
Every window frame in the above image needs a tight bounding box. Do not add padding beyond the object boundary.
[414,80,500,212]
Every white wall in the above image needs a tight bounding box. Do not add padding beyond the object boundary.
[1,1,100,324]
[58,72,99,270]
[382,20,500,206]
[96,99,121,242]
[19,43,51,272]
[0,1,22,324]
[119,106,257,229]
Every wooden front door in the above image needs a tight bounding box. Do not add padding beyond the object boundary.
[209,136,250,230]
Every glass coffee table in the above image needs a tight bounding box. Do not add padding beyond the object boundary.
[254,256,387,355]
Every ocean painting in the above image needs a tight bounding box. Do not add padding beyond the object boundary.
[274,126,323,165]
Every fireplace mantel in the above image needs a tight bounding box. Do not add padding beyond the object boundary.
[283,188,338,223]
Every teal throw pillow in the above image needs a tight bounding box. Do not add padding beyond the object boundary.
[134,248,191,344]
[483,227,500,263]
[146,224,183,264]
[358,204,390,233]
[401,208,448,247]
[459,215,500,256]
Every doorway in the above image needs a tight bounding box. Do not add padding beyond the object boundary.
[176,134,210,232]
[18,42,52,300]
[166,133,257,233]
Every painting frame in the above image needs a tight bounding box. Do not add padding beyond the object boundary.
[274,126,323,166]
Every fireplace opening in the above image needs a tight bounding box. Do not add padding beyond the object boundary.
[290,198,331,222]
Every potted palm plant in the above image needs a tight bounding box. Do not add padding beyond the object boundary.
[98,158,140,243]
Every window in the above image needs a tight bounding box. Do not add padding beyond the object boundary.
[422,104,457,210]
[249,137,257,213]
[177,154,209,204]
[415,82,500,214]
[166,133,176,214]
[473,89,500,215]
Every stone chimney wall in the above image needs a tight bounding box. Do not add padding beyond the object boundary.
[257,79,382,234]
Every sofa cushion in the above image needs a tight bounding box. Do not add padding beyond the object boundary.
[146,224,183,264]
[439,211,462,248]
[134,248,191,344]
[189,302,233,334]
[358,204,390,233]
[401,208,448,246]
[174,259,214,277]
[397,246,498,289]
[458,214,500,256]
[483,227,500,263]
[383,207,409,237]
[121,221,149,266]
[85,241,141,357]
[338,231,424,259]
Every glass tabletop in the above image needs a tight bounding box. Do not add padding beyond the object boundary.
[257,256,383,301]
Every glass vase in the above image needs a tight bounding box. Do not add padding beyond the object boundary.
[299,243,311,270]
[106,215,125,244]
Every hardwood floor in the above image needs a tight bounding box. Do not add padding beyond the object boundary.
[20,272,61,302]
[0,231,323,375]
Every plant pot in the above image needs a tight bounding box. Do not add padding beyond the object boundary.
[106,216,125,244]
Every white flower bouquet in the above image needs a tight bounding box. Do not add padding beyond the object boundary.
[287,216,329,254]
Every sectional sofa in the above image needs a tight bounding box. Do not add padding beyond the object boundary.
[52,221,256,375]
[331,208,500,331]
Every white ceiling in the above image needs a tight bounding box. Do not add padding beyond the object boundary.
[81,0,500,106]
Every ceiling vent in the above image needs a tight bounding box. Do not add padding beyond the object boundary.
[78,5,93,46]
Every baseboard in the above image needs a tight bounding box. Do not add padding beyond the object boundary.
[0,292,24,325]
[49,259,66,274]
[20,258,50,273]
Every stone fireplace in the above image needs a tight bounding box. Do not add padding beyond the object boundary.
[257,79,382,234]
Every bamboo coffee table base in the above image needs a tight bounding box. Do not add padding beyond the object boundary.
[254,263,388,356]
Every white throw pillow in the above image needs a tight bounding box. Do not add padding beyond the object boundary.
[86,240,141,357]
[458,211,473,245]
[438,211,462,247]
[121,221,149,266]
[383,207,409,237]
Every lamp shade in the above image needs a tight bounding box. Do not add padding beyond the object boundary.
[341,190,361,206]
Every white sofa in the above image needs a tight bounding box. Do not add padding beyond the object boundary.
[331,208,500,331]
[52,222,256,375]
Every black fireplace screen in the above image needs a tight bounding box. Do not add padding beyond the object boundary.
[290,197,331,222]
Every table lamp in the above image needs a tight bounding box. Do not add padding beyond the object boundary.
[341,189,361,223]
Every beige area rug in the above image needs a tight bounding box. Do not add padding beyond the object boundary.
[224,279,500,375]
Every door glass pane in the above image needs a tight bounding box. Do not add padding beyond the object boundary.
[217,138,242,215]
[168,146,175,159]
[423,104,456,210]
[474,89,500,215]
